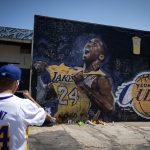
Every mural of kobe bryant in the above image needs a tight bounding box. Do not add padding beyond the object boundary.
[72,37,115,122]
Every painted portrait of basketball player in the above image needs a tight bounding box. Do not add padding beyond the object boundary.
[32,16,150,122]
[32,37,115,122]
[72,37,115,120]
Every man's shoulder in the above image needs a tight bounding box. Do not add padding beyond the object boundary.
[12,95,24,101]
[10,95,31,108]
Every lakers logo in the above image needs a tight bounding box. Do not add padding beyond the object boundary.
[116,72,150,119]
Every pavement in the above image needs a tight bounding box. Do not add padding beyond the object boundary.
[28,122,150,150]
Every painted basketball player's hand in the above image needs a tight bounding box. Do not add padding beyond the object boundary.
[72,70,84,84]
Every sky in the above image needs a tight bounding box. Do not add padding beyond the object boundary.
[0,0,150,31]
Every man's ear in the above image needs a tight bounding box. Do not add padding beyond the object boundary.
[17,80,20,86]
[99,54,104,60]
[12,81,20,93]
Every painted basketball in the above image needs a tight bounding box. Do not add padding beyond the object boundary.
[132,74,150,118]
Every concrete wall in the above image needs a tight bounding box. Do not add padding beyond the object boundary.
[0,41,32,91]
[0,43,31,69]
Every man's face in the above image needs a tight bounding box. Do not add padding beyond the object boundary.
[83,38,104,62]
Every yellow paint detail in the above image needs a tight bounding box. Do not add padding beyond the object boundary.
[25,128,29,150]
[47,64,90,121]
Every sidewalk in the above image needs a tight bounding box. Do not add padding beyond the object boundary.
[29,122,150,150]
